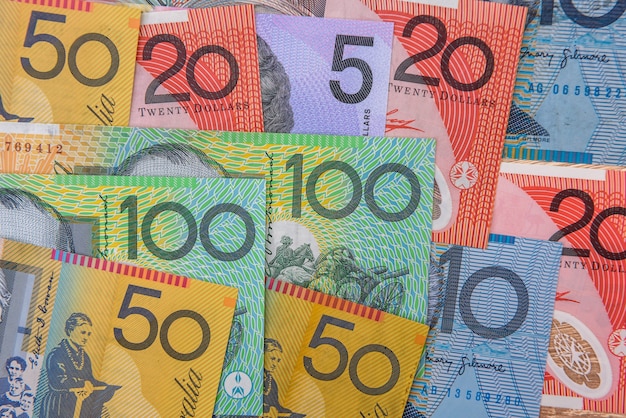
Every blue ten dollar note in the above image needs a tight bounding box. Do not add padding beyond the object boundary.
[407,234,562,418]
[503,0,626,165]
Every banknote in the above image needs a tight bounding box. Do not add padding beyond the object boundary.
[130,6,264,132]
[157,0,458,14]
[500,1,626,165]
[318,0,527,249]
[254,13,393,136]
[0,239,237,418]
[490,161,626,415]
[0,122,435,327]
[404,235,562,418]
[0,173,266,416]
[0,0,142,126]
[264,277,429,417]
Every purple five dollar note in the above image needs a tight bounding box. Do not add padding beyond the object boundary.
[255,14,393,136]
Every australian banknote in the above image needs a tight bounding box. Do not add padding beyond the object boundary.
[264,277,429,417]
[491,161,626,415]
[0,122,435,328]
[0,172,266,416]
[0,239,237,418]
[501,0,626,165]
[130,6,265,132]
[0,0,143,125]
[406,235,562,418]
[254,13,393,136]
[300,0,527,249]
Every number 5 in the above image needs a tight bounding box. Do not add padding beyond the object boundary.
[21,11,66,80]
[114,285,161,351]
[304,314,353,380]
[329,35,374,104]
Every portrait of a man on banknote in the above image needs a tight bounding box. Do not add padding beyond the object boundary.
[0,189,74,253]
[114,143,228,178]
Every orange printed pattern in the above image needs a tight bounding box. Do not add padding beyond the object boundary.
[0,0,141,125]
[267,277,384,321]
[365,0,526,248]
[11,0,93,12]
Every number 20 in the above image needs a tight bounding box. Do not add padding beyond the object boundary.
[143,34,239,104]
[394,15,494,91]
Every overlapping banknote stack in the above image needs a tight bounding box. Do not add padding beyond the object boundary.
[0,0,624,417]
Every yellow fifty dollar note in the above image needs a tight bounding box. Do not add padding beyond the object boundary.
[0,239,237,418]
[264,278,428,418]
[0,0,142,125]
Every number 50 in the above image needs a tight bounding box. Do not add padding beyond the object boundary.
[21,11,119,86]
[304,314,400,395]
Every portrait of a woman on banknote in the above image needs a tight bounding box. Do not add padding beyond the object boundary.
[39,313,119,418]
[263,338,305,418]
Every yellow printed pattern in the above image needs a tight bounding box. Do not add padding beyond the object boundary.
[0,239,237,417]
[264,278,428,418]
[0,0,142,125]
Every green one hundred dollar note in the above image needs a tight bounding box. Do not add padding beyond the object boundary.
[0,123,435,326]
[0,172,266,416]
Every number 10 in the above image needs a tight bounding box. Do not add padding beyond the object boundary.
[438,246,529,339]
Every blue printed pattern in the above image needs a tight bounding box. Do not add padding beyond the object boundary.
[505,2,626,165]
[408,237,562,418]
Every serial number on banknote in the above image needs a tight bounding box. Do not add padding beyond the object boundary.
[4,141,63,154]
[419,384,522,407]
[525,83,624,98]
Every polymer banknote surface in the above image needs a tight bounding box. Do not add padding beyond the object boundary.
[0,0,142,125]
[491,161,626,414]
[0,122,435,326]
[264,278,429,417]
[255,13,393,136]
[502,0,626,165]
[130,6,265,132]
[407,235,562,418]
[322,0,527,249]
[0,239,237,418]
[0,172,266,416]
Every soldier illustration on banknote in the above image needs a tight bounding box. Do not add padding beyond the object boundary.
[269,235,407,315]
[39,313,119,418]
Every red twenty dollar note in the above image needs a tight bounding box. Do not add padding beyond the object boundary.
[129,6,264,131]
[325,0,526,248]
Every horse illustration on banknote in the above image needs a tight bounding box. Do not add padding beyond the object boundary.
[269,235,407,314]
